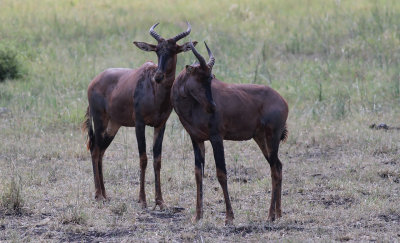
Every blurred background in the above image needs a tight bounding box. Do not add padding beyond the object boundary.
[1,0,399,125]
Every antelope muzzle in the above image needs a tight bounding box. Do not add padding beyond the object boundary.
[153,71,165,83]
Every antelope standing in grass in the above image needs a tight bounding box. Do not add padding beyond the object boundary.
[171,42,289,224]
[82,23,197,209]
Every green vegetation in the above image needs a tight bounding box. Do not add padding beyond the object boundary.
[0,0,399,124]
[1,174,24,215]
[0,0,399,241]
[61,206,88,225]
[0,43,25,82]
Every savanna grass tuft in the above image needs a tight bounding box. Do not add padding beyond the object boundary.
[61,206,88,225]
[1,176,24,215]
[0,43,25,82]
[111,202,128,216]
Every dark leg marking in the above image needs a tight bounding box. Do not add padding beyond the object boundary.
[133,76,149,208]
[153,124,166,209]
[191,138,205,221]
[135,120,147,208]
[94,134,115,199]
[91,145,103,200]
[210,134,234,225]
[256,131,283,222]
[267,130,283,221]
[88,91,121,200]
[90,106,110,200]
[274,158,283,218]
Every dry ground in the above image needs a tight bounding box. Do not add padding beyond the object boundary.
[1,111,399,242]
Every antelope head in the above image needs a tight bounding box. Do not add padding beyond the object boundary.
[134,22,198,83]
[184,41,216,113]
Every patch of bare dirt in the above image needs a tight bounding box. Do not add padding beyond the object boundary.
[378,171,400,183]
[288,142,338,163]
[225,223,305,236]
[62,228,136,242]
[0,206,190,242]
[309,194,355,209]
[378,212,400,223]
[372,146,397,156]
[335,235,352,242]
[229,165,262,183]
[380,158,397,165]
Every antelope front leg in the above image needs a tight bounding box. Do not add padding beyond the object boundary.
[191,138,205,222]
[210,135,234,225]
[135,121,147,208]
[152,124,166,210]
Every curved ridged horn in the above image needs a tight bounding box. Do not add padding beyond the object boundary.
[204,42,215,69]
[149,23,162,42]
[172,22,191,42]
[190,40,207,68]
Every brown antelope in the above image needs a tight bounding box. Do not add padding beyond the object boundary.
[82,23,197,209]
[171,42,289,224]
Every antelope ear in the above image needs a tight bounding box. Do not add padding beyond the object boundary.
[185,65,194,73]
[178,41,198,53]
[133,41,157,52]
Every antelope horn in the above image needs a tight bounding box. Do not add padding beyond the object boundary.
[149,23,162,42]
[172,22,191,42]
[190,40,207,68]
[204,42,215,68]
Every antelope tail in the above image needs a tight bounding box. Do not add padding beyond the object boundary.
[81,106,94,151]
[280,125,288,143]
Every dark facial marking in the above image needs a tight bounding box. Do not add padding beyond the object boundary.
[155,42,175,75]
[157,55,167,73]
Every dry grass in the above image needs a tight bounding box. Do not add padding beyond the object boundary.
[1,112,399,242]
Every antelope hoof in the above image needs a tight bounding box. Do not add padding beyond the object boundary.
[158,201,168,211]
[138,199,147,209]
[152,201,167,211]
[225,219,234,226]
[225,215,234,226]
[192,215,202,223]
[95,193,106,201]
[268,214,276,222]
[276,209,282,218]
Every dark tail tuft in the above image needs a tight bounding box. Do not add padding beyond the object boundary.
[81,106,94,151]
[280,125,288,143]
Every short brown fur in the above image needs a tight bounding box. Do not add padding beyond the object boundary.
[83,23,197,209]
[171,42,289,224]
